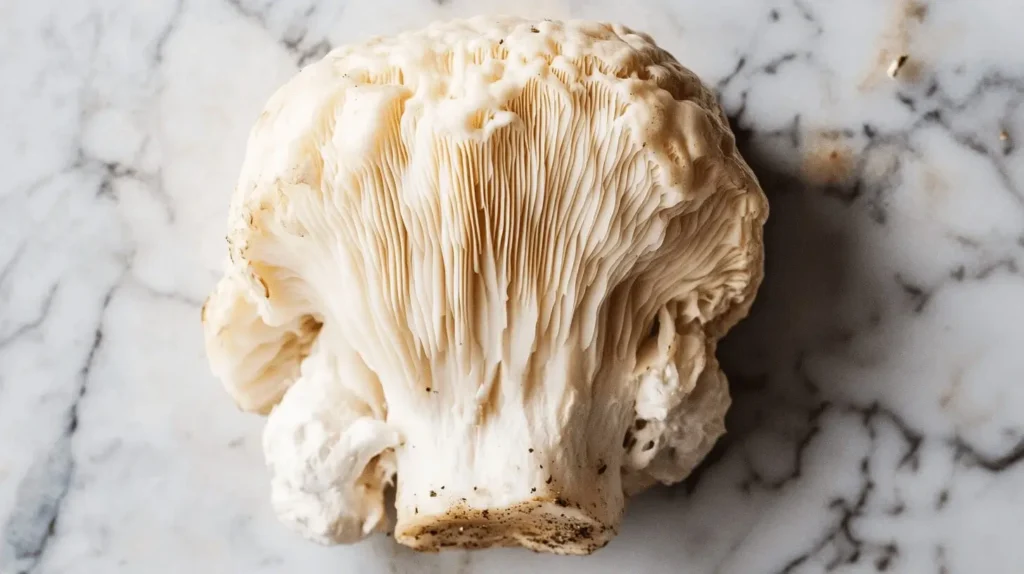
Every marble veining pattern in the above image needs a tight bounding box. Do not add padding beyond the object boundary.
[1,0,1023,572]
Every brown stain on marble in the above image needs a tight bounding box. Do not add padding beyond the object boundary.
[939,364,965,410]
[802,133,856,187]
[921,166,950,212]
[941,351,999,427]
[859,0,928,90]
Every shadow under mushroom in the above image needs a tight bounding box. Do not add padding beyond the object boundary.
[596,117,911,570]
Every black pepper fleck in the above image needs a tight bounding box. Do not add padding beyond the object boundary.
[598,464,607,475]
[430,490,437,497]
[529,448,534,453]
[635,419,648,430]
[642,440,655,451]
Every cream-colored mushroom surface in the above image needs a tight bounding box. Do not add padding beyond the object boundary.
[202,15,767,555]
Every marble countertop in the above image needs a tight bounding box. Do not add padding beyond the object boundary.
[2,0,1023,572]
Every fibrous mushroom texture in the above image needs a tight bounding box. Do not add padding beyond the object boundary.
[203,16,767,555]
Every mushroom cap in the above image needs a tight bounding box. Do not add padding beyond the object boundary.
[203,16,767,553]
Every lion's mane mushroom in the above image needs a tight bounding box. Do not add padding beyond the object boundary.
[202,16,767,555]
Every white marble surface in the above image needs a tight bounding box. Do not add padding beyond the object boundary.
[2,0,1023,572]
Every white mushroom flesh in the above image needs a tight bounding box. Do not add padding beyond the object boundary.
[203,16,768,555]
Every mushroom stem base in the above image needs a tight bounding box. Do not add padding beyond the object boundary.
[394,496,615,555]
